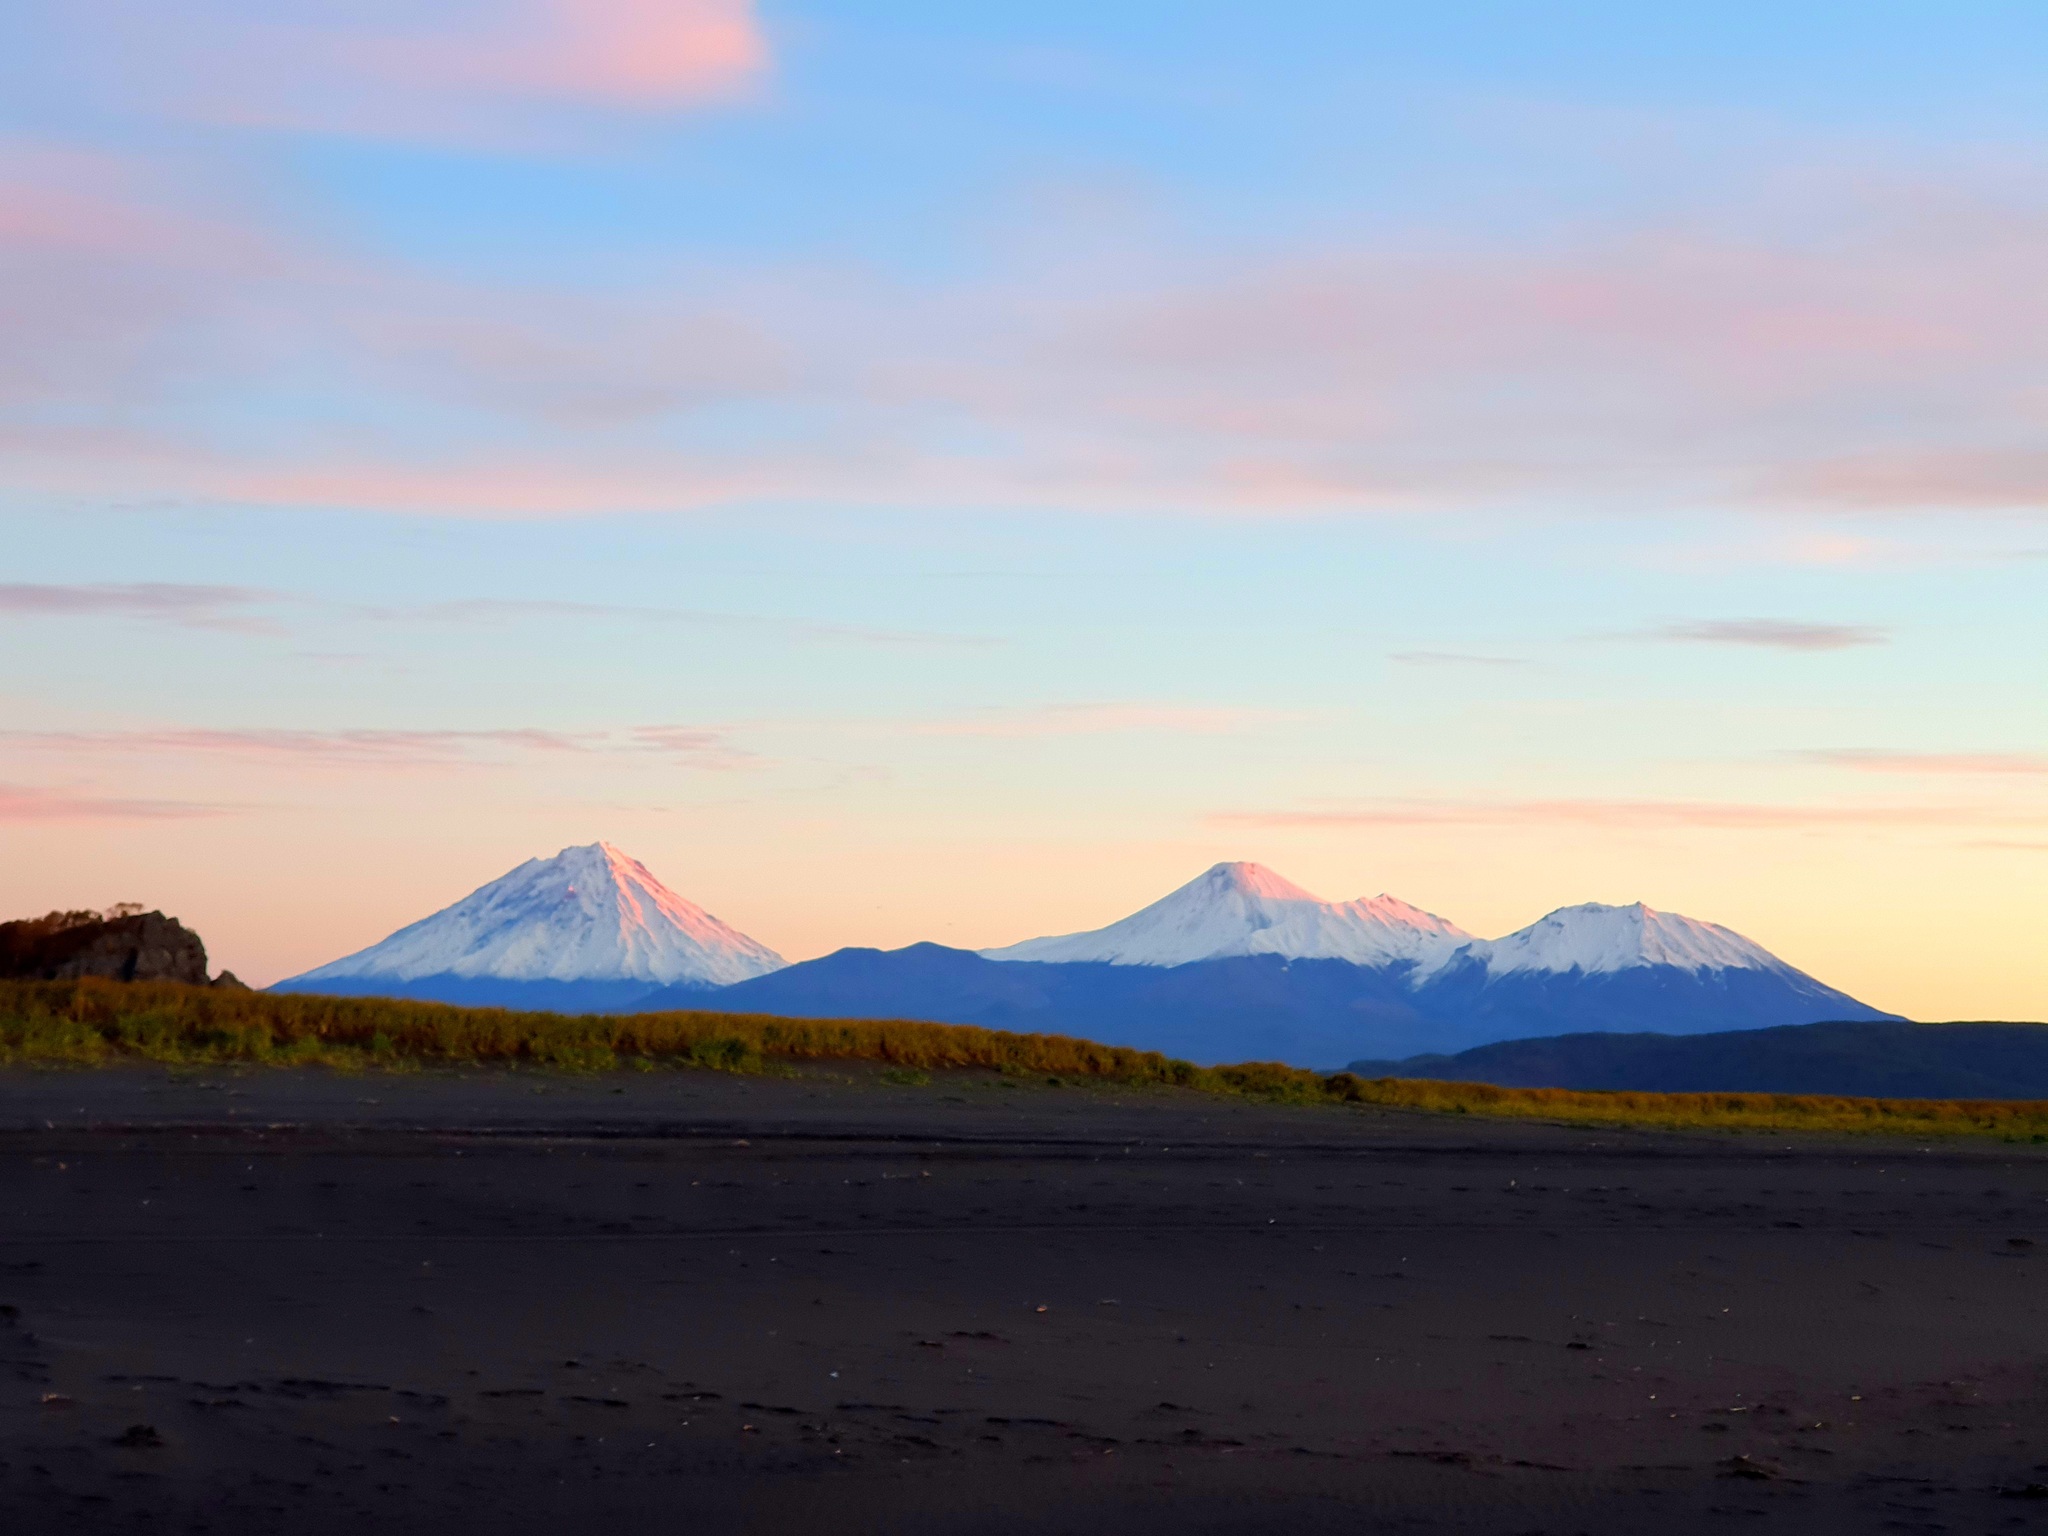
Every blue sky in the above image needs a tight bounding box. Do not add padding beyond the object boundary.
[1,2,2043,1014]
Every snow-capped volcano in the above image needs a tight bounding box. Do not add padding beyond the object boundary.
[1468,901,1795,978]
[282,843,784,991]
[980,861,1473,968]
[274,848,1897,1059]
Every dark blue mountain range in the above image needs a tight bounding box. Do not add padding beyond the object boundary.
[273,852,1903,1069]
[303,935,1898,1069]
[647,944,1439,1066]
[637,940,1895,1067]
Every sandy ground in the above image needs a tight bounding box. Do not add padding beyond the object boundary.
[2,1063,2046,1534]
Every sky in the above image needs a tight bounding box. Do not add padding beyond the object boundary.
[1,1,2044,1017]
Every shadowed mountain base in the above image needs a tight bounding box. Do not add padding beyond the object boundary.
[1352,1019,2048,1098]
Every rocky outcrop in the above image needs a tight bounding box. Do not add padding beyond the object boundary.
[0,908,219,985]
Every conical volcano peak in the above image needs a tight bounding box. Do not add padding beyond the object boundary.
[282,843,785,989]
[588,840,648,870]
[553,840,642,883]
[1200,861,1325,903]
[1478,900,1792,977]
[482,843,666,920]
[982,861,1473,967]
[557,842,671,900]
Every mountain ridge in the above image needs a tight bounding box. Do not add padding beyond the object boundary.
[275,848,1900,1065]
[980,861,1474,969]
[277,842,784,997]
[1468,901,1798,978]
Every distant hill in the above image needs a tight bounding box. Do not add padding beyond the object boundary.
[1349,1020,2048,1100]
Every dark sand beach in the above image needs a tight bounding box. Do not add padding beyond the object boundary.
[3,1065,2045,1533]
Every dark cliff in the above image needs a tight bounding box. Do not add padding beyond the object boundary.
[0,907,223,986]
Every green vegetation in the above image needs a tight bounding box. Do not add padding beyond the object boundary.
[0,978,1203,1080]
[4,978,2048,1141]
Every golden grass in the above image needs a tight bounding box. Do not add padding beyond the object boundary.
[4,978,2047,1141]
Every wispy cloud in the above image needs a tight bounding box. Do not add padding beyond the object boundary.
[375,0,766,109]
[914,703,1303,739]
[0,573,995,656]
[1800,748,2048,776]
[621,726,758,767]
[52,1,769,145]
[8,133,2048,523]
[1628,619,1889,652]
[6,728,590,765]
[369,598,998,651]
[0,783,231,821]
[0,583,284,636]
[1773,447,2048,513]
[0,578,993,652]
[2,725,756,771]
[1213,798,2047,832]
[1388,651,1528,669]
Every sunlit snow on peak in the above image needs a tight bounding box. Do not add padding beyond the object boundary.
[287,842,785,987]
[981,860,1474,967]
[1200,861,1326,903]
[1473,901,1792,978]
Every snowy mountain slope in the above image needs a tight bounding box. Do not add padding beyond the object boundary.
[980,861,1473,968]
[1456,901,1797,978]
[1396,901,1896,1049]
[278,842,784,992]
[1404,957,1896,1048]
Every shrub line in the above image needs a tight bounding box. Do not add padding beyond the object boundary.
[4,978,2046,1141]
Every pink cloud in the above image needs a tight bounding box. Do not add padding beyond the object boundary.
[5,728,592,767]
[1212,799,2048,833]
[625,726,759,769]
[923,180,2048,516]
[913,704,1305,739]
[379,303,789,428]
[2,725,754,771]
[1773,447,2048,511]
[390,0,768,107]
[1802,749,2048,777]
[367,598,993,651]
[0,783,229,821]
[57,1,768,143]
[6,127,2048,521]
[0,583,283,635]
[0,144,288,421]
[1630,619,1889,651]
[1389,651,1527,669]
[0,175,158,257]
